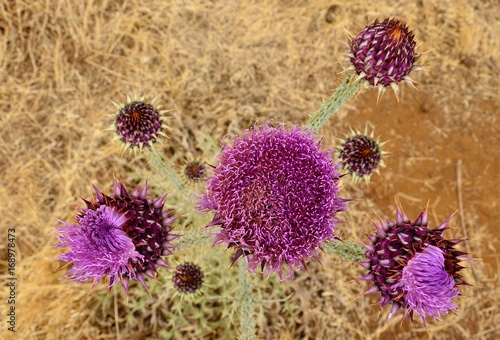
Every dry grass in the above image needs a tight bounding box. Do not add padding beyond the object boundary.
[0,0,498,339]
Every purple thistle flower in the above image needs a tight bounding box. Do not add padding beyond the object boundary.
[398,245,460,322]
[197,124,348,280]
[109,96,168,153]
[359,204,469,323]
[55,180,179,294]
[172,263,204,293]
[337,128,386,183]
[348,18,421,98]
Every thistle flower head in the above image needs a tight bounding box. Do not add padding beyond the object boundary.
[55,180,179,294]
[337,128,386,183]
[359,204,468,323]
[172,262,204,293]
[109,96,168,153]
[197,123,348,280]
[183,161,207,182]
[348,18,421,98]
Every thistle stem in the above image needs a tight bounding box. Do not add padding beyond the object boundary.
[144,148,192,198]
[238,261,256,340]
[306,74,362,131]
[323,239,366,261]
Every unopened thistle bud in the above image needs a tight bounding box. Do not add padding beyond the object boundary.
[183,161,207,182]
[348,18,421,99]
[109,96,169,153]
[172,263,204,293]
[337,128,386,183]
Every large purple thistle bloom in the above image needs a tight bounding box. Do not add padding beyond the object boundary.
[197,124,348,280]
[55,180,179,294]
[359,205,468,323]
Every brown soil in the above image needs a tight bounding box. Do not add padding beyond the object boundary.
[344,90,499,275]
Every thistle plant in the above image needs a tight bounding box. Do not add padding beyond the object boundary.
[54,180,179,294]
[52,16,471,338]
[307,17,421,131]
[359,205,468,323]
[196,124,348,280]
[337,128,386,183]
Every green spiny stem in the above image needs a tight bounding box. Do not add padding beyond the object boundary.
[144,148,192,198]
[323,239,366,262]
[306,74,362,131]
[238,261,255,340]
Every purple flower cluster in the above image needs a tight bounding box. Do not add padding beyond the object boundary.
[197,124,348,280]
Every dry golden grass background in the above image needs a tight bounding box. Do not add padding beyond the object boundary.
[0,0,499,339]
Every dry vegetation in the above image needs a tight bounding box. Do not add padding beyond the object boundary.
[0,0,499,339]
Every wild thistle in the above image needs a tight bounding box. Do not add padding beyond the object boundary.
[359,204,468,323]
[172,262,204,293]
[307,18,421,130]
[109,96,168,153]
[55,180,179,294]
[348,18,421,99]
[337,128,386,183]
[197,123,348,280]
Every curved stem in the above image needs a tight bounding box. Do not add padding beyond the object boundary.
[144,148,192,198]
[306,75,362,131]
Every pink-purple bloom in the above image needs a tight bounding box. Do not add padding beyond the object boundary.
[55,180,178,294]
[197,124,348,280]
[398,245,460,321]
[359,205,468,323]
